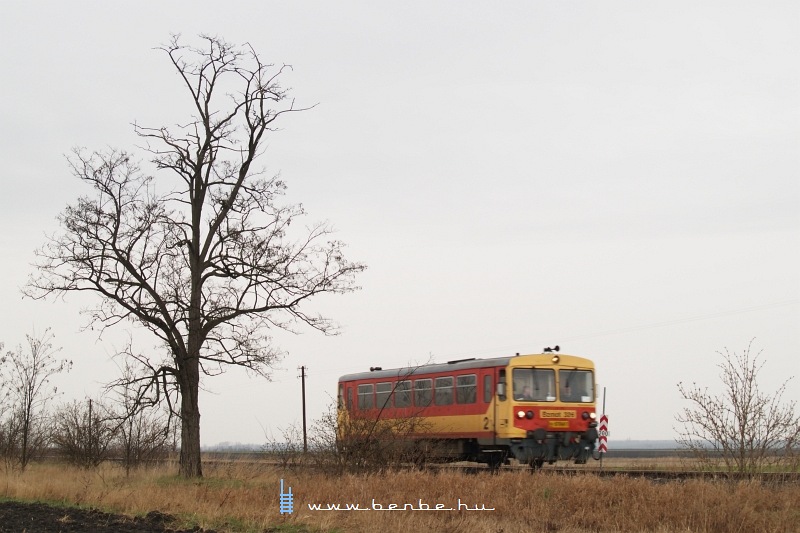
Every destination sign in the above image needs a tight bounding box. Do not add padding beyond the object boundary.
[540,410,576,419]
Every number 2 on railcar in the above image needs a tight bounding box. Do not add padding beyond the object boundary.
[337,349,599,468]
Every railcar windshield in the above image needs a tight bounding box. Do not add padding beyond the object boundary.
[559,369,594,403]
[512,368,556,401]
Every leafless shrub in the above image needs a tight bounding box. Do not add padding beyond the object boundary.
[261,423,306,469]
[52,398,117,468]
[676,340,800,474]
[0,411,26,470]
[305,400,434,475]
[112,407,175,475]
[107,360,176,475]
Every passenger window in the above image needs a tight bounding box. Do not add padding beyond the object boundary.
[376,382,392,410]
[394,380,412,408]
[414,379,432,407]
[435,377,454,406]
[456,374,477,404]
[357,384,374,410]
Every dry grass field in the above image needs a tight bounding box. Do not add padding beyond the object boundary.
[1,459,798,532]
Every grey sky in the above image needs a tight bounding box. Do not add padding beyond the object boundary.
[1,1,797,446]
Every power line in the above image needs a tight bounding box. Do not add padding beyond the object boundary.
[230,299,799,376]
[438,299,800,360]
[561,299,800,342]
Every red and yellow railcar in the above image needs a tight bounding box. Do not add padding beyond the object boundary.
[337,350,599,467]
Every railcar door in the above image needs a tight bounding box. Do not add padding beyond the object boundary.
[482,367,507,469]
[485,368,506,442]
[494,367,509,438]
[482,373,494,439]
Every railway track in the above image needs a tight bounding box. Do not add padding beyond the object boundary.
[199,453,800,483]
[530,466,800,483]
[417,462,797,481]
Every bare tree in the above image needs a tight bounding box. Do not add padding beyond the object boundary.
[0,329,71,470]
[676,340,800,474]
[25,35,365,477]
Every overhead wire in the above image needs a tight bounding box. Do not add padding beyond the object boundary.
[435,298,800,360]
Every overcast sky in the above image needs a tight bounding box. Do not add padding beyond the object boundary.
[1,1,798,447]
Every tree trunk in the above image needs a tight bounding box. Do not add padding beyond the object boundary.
[178,357,202,477]
[21,400,32,470]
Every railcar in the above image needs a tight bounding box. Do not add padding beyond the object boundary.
[337,350,599,468]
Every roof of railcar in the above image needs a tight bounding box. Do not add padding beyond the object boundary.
[338,353,593,382]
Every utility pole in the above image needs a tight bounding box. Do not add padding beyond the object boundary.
[88,398,93,463]
[299,366,308,453]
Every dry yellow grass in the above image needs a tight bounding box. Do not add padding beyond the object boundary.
[1,460,798,532]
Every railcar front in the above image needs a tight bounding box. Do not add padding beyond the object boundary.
[500,353,598,467]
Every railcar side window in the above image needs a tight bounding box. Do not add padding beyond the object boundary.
[347,387,353,410]
[414,379,432,407]
[394,380,412,408]
[456,374,477,404]
[376,382,392,410]
[357,384,374,410]
[483,375,492,403]
[512,368,556,401]
[559,369,594,403]
[338,383,344,409]
[435,377,454,406]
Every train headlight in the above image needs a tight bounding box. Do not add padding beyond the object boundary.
[582,411,589,420]
[526,410,534,419]
[590,412,597,420]
[551,355,560,364]
[517,410,526,419]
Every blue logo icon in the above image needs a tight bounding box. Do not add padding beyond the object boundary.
[279,479,294,514]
